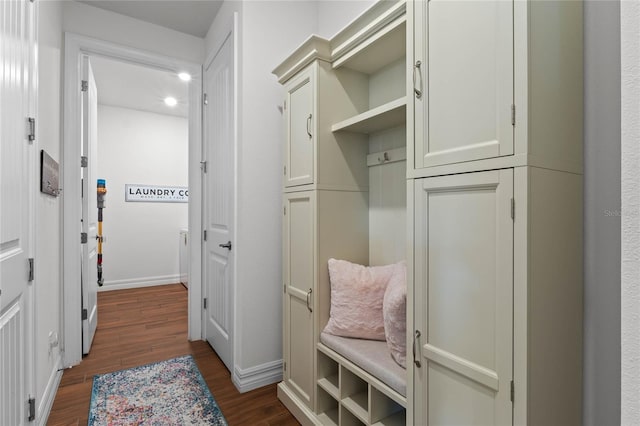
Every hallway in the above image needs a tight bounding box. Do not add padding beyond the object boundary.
[47,284,298,425]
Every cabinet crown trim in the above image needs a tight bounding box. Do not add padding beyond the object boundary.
[272,35,330,84]
[272,0,406,83]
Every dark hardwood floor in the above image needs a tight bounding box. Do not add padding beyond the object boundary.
[47,284,299,426]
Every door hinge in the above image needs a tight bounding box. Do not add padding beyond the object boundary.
[81,308,88,320]
[284,100,287,110]
[81,232,88,244]
[28,396,35,421]
[510,380,515,402]
[203,298,208,309]
[28,258,34,282]
[81,156,88,168]
[203,93,208,106]
[283,361,286,371]
[81,80,88,92]
[200,161,207,173]
[283,206,286,215]
[283,283,286,293]
[283,165,286,176]
[27,117,35,142]
[511,198,515,221]
[203,230,207,241]
[511,104,516,126]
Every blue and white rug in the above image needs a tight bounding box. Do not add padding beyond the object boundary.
[89,355,227,425]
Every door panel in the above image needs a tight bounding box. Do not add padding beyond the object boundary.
[82,56,99,355]
[285,69,314,187]
[415,0,513,168]
[414,169,513,425]
[283,191,314,408]
[0,0,35,423]
[204,31,234,372]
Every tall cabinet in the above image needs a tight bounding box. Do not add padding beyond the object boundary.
[408,0,583,425]
[274,0,583,425]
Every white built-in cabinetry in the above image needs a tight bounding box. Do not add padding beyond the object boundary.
[409,1,583,425]
[274,0,583,425]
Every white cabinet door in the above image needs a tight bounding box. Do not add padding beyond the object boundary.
[413,169,513,426]
[414,0,513,168]
[283,191,315,409]
[284,67,315,187]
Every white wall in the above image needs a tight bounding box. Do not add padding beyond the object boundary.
[36,0,64,421]
[316,0,375,38]
[97,105,188,290]
[583,1,621,424]
[62,1,205,64]
[621,0,640,423]
[204,0,318,390]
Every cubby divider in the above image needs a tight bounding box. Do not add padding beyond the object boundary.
[317,387,340,426]
[341,407,367,426]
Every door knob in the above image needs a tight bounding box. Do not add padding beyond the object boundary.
[219,241,232,250]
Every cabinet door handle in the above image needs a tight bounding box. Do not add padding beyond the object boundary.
[306,288,313,312]
[413,330,422,368]
[306,114,312,138]
[413,60,423,99]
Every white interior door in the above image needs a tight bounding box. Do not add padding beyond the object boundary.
[413,169,513,425]
[203,31,234,371]
[414,0,513,168]
[0,0,35,423]
[81,56,98,355]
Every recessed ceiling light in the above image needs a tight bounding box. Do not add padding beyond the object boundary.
[164,97,177,107]
[178,72,191,82]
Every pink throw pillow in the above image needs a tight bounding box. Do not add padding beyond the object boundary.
[323,258,398,341]
[383,262,407,368]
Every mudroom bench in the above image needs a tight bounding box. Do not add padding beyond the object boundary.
[316,333,407,426]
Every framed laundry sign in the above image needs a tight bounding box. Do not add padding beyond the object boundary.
[125,184,188,203]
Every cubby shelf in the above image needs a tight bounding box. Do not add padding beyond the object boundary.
[318,409,340,426]
[331,97,407,134]
[342,392,369,423]
[372,410,406,426]
[318,375,340,399]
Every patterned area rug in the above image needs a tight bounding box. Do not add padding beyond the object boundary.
[89,355,227,425]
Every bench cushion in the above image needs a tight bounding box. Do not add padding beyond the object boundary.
[320,332,407,397]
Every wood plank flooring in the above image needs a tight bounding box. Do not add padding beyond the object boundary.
[47,284,299,426]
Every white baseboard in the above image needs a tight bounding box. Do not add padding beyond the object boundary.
[99,274,181,292]
[232,359,283,393]
[38,354,63,426]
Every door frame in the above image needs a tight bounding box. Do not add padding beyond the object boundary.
[62,33,203,367]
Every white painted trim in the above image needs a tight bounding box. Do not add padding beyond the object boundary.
[62,33,202,367]
[99,275,181,292]
[36,355,62,426]
[232,359,283,393]
[27,0,39,412]
[621,1,640,424]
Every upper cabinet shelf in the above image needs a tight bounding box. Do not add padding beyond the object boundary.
[332,16,406,75]
[332,97,407,134]
[330,0,406,75]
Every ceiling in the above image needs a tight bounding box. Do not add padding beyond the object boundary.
[90,55,190,118]
[77,0,223,38]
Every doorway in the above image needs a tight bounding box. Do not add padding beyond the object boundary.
[62,34,203,367]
